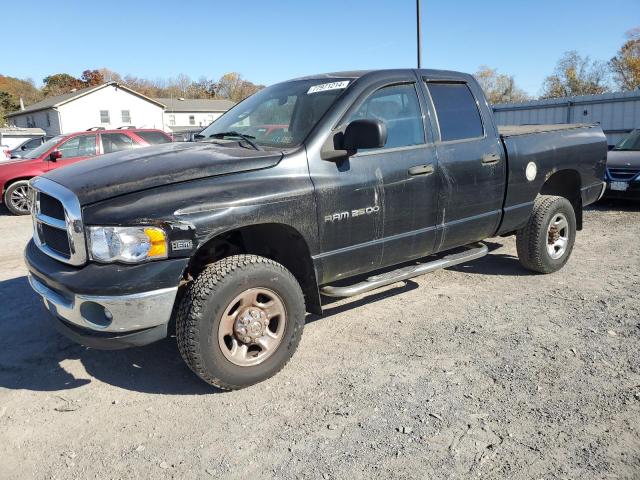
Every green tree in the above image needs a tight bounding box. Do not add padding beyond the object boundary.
[541,51,610,98]
[610,27,640,91]
[42,73,84,96]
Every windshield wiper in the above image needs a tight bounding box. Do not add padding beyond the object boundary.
[209,131,262,151]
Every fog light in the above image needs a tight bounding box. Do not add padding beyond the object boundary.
[79,302,113,328]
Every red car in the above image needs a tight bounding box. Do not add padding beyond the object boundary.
[0,128,172,215]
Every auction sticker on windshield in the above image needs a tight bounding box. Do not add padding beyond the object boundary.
[307,81,349,94]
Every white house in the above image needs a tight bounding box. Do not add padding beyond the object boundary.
[155,97,235,133]
[7,82,166,135]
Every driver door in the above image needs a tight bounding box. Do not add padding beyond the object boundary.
[309,80,438,285]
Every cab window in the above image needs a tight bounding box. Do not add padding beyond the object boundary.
[426,82,484,142]
[348,83,425,149]
[101,133,135,154]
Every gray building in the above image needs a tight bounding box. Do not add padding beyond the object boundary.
[493,90,640,147]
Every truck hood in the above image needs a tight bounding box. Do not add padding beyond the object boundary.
[43,142,283,205]
[606,150,640,169]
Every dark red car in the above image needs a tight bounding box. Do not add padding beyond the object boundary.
[0,128,172,215]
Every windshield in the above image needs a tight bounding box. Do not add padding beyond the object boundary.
[198,78,353,148]
[613,130,640,151]
[22,136,64,159]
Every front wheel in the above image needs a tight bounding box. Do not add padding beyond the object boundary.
[3,180,32,215]
[516,195,577,274]
[176,254,306,390]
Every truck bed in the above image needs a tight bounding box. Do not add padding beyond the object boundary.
[498,124,594,137]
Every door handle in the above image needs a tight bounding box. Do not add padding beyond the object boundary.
[408,164,434,176]
[481,153,500,165]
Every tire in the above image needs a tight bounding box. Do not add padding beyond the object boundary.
[516,195,577,274]
[176,254,306,390]
[3,180,32,216]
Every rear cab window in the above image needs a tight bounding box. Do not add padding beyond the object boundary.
[425,82,484,142]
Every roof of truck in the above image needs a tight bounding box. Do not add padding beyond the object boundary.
[292,69,472,81]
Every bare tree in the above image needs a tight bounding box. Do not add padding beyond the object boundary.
[474,66,530,104]
[541,51,610,98]
[215,73,263,102]
[610,27,640,91]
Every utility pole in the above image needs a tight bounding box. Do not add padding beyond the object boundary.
[416,0,422,68]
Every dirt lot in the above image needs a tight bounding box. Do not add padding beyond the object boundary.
[1,201,639,479]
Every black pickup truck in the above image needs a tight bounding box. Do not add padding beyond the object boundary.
[25,69,607,390]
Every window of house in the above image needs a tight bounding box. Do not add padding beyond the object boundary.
[169,114,176,126]
[26,115,36,128]
[57,135,97,158]
[347,83,425,149]
[207,114,214,123]
[101,133,135,154]
[121,110,131,124]
[46,112,51,127]
[426,83,484,142]
[189,115,195,125]
[100,110,110,124]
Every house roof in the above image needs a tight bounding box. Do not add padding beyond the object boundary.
[155,98,235,113]
[6,82,165,117]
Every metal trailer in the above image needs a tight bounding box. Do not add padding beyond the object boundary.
[493,90,640,147]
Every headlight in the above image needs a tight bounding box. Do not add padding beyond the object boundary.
[88,226,168,263]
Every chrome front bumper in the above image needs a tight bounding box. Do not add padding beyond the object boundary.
[29,275,178,333]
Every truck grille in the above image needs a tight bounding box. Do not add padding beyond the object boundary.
[30,177,87,266]
[607,168,640,181]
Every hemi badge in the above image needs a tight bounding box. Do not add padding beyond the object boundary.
[171,240,193,251]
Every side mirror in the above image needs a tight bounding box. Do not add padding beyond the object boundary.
[21,145,27,150]
[49,150,62,162]
[343,119,387,151]
[320,119,387,161]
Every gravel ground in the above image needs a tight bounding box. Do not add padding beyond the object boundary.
[1,200,639,479]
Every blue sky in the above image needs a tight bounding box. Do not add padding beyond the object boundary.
[3,0,637,96]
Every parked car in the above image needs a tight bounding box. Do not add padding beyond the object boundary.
[24,69,606,390]
[0,128,172,215]
[10,136,53,159]
[603,129,640,200]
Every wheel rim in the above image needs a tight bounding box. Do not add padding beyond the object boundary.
[10,185,31,214]
[217,287,287,367]
[547,212,569,260]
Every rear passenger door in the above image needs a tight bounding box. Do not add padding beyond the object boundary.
[422,80,506,251]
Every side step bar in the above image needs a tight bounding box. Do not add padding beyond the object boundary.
[320,243,488,298]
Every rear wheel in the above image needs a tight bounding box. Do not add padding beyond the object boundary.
[3,180,32,216]
[176,254,306,390]
[516,195,577,273]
